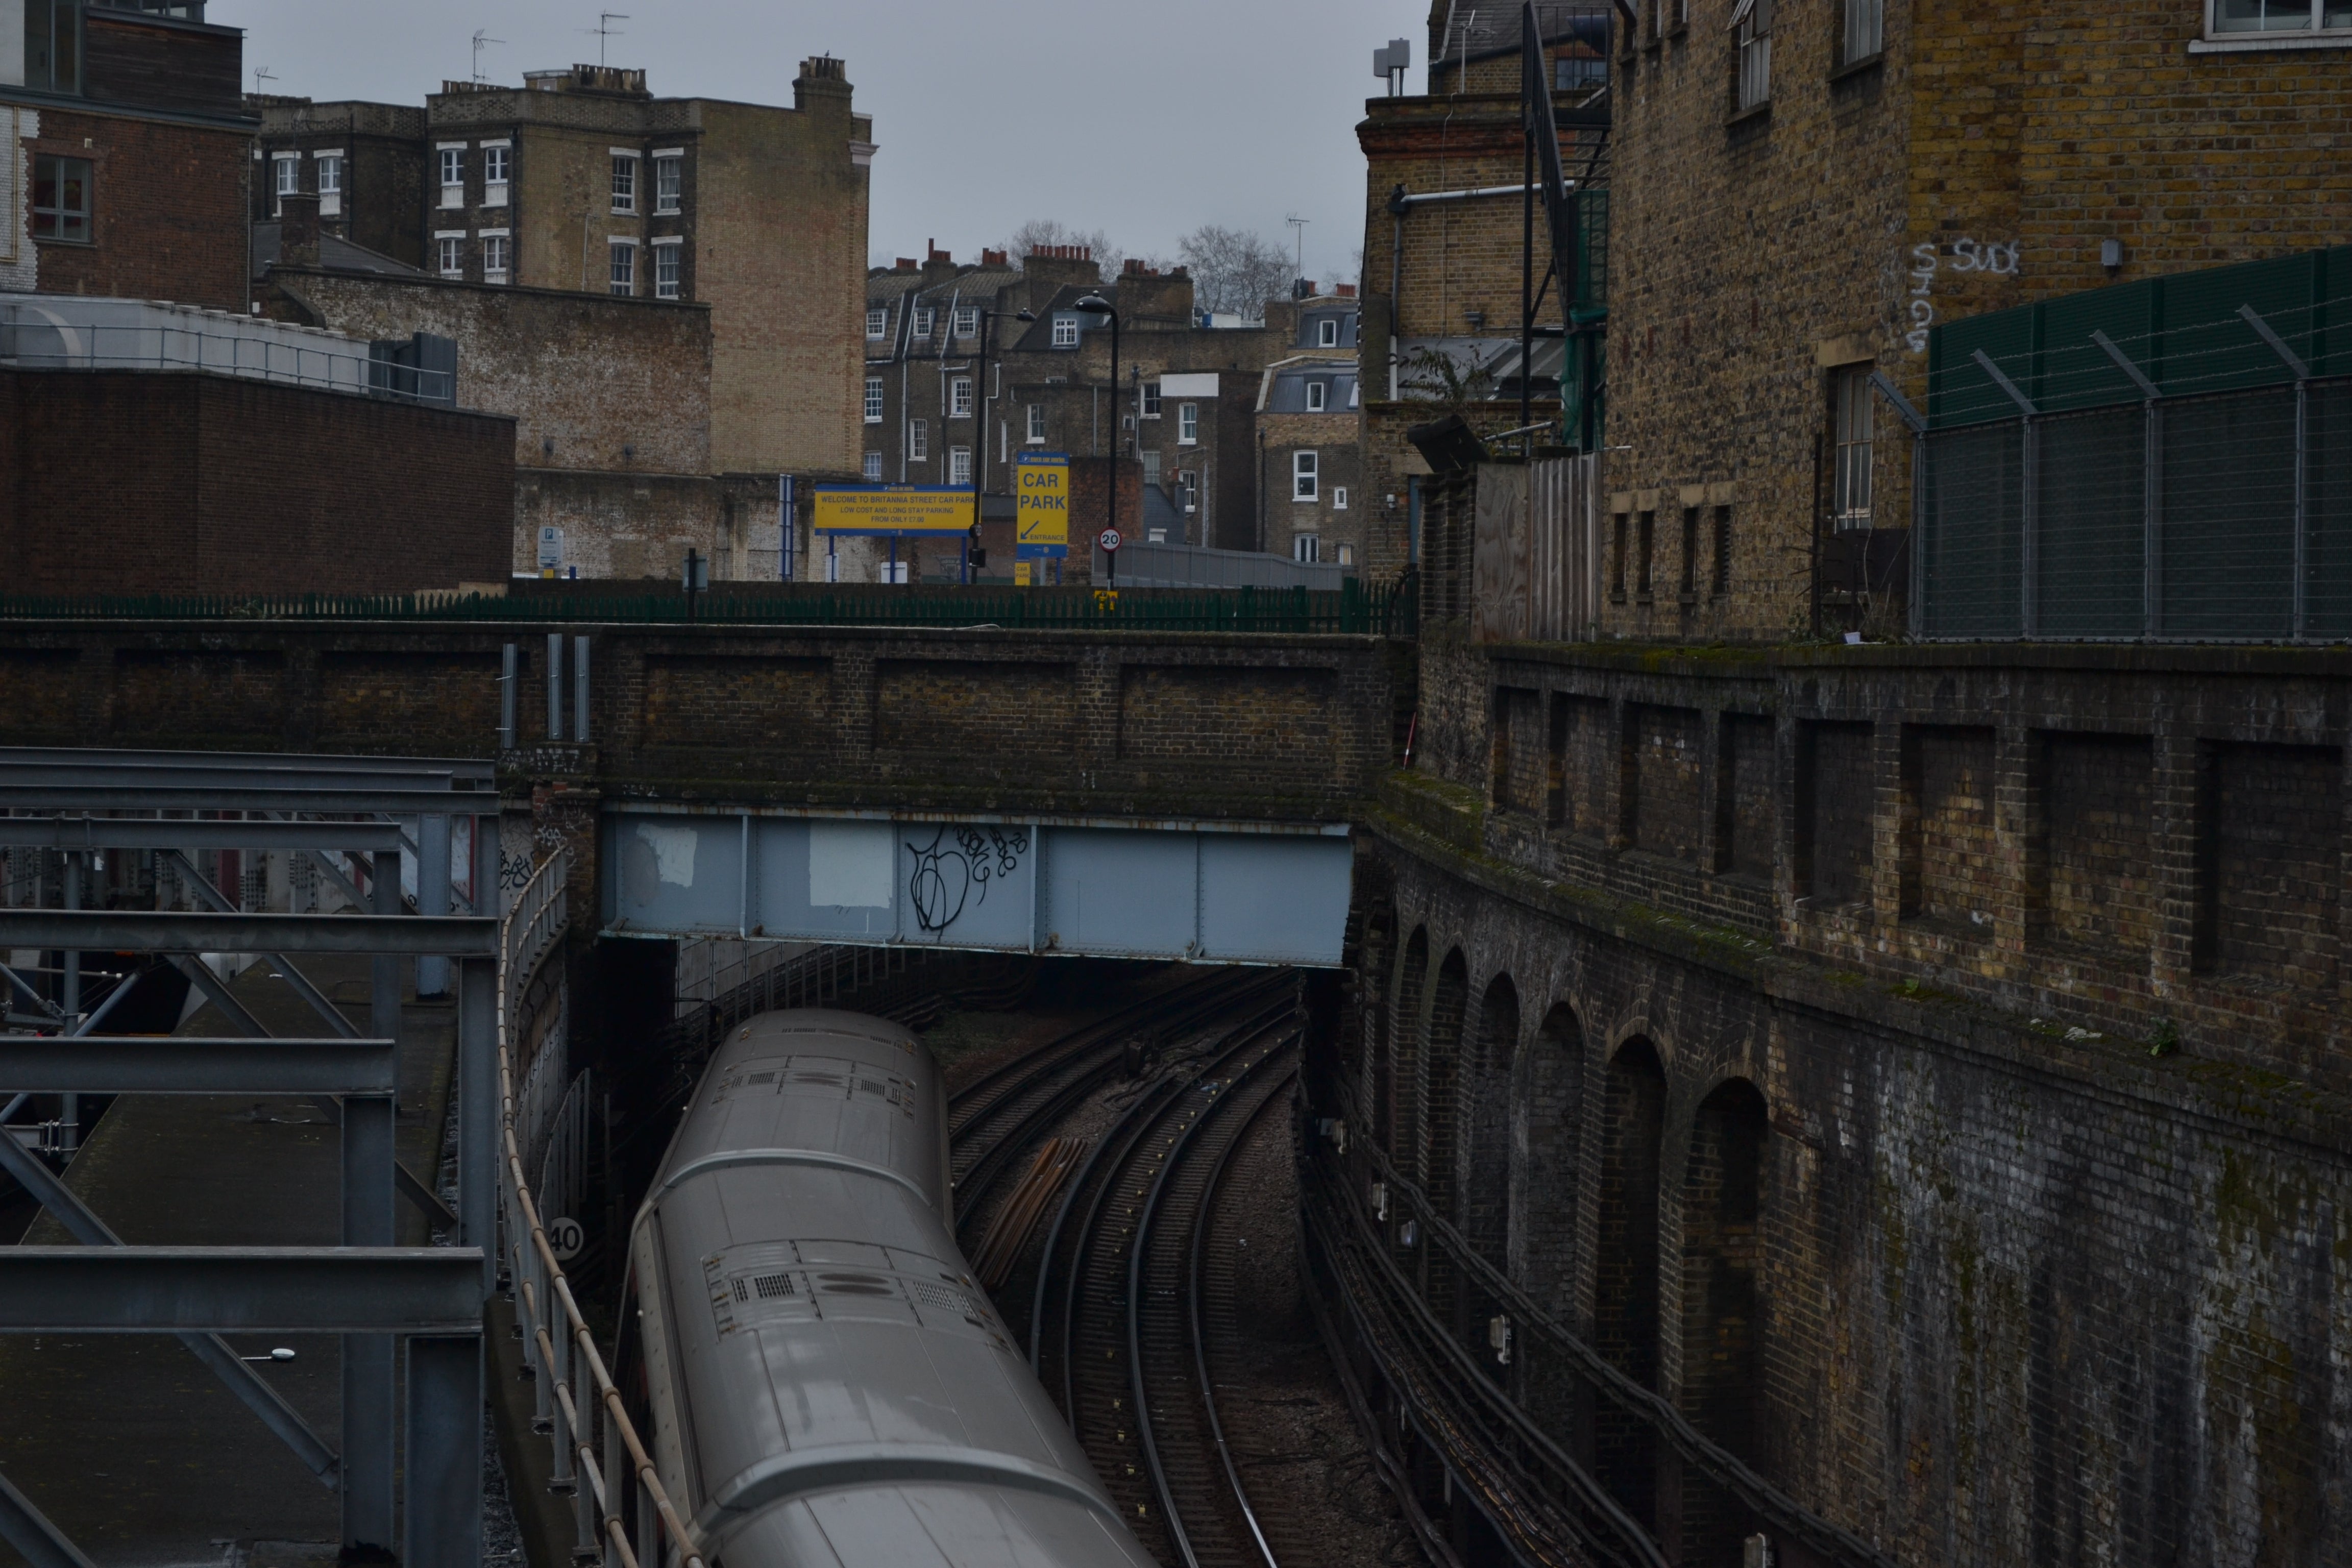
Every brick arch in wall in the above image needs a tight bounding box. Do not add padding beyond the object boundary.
[1593,1035,1668,1533]
[1514,1000,1588,1439]
[1385,925,1430,1164]
[1676,1076,1769,1567]
[1417,947,1470,1325]
[1355,899,1397,1144]
[1459,971,1521,1377]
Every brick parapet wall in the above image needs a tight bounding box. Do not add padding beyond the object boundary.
[1417,638,2352,1101]
[0,619,1393,823]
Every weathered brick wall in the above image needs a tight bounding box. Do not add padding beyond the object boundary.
[26,107,250,311]
[1356,89,1587,586]
[1438,642,2352,1099]
[278,270,714,475]
[0,618,1391,821]
[1605,0,2352,644]
[0,369,513,595]
[1352,801,2352,1566]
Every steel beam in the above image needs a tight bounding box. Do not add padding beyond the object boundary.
[416,816,451,999]
[0,787,491,816]
[0,1465,99,1568]
[0,1036,397,1095]
[0,818,407,852]
[0,911,498,955]
[163,852,361,1038]
[168,953,272,1034]
[1,964,64,1024]
[405,1335,484,1568]
[0,764,457,793]
[0,1134,341,1485]
[0,1247,486,1333]
[0,747,494,786]
[459,956,496,1296]
[162,956,448,1226]
[343,1087,398,1552]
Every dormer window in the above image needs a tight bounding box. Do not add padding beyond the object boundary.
[1306,380,1328,413]
[914,307,936,339]
[1052,314,1080,348]
[1317,317,1339,348]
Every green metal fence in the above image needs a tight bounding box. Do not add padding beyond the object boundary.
[1917,246,2352,641]
[0,576,1419,637]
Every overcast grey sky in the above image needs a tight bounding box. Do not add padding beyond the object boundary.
[210,1,1431,285]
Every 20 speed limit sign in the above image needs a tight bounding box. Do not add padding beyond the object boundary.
[1098,528,1121,553]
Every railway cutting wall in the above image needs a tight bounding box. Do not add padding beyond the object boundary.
[1334,635,2352,1566]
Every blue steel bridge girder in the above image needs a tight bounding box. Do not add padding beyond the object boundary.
[601,807,1354,968]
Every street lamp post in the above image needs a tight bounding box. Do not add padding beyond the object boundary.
[968,305,1035,584]
[1074,291,1120,590]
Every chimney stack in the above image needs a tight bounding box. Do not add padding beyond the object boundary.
[279,191,321,268]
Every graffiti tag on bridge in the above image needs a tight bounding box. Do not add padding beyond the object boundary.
[906,825,1031,934]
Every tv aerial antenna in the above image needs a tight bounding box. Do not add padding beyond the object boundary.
[252,64,276,95]
[472,29,504,84]
[1285,214,1309,283]
[583,12,630,67]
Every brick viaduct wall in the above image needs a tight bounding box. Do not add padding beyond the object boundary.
[1340,634,2352,1564]
[0,620,1395,824]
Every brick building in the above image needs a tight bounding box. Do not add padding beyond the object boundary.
[3,0,255,310]
[0,358,513,594]
[253,56,874,581]
[856,244,1293,582]
[1254,288,1366,567]
[246,96,425,270]
[1602,0,2352,641]
[1355,6,1612,582]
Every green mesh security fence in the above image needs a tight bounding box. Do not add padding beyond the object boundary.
[1916,247,2352,641]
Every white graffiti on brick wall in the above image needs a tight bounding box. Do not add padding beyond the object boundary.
[1904,237,2022,354]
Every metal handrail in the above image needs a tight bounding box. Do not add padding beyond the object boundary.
[0,312,455,404]
[494,849,708,1568]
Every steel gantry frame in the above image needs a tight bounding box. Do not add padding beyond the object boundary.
[0,748,503,1568]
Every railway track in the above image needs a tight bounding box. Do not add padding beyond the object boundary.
[1026,997,1298,1567]
[948,966,1288,1231]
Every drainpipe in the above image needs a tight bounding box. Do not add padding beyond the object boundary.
[1388,184,1407,401]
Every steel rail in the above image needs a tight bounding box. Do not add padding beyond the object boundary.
[1184,1064,1294,1568]
[947,966,1253,1126]
[1304,1156,1657,1568]
[1028,1000,1294,1560]
[1351,1141,1895,1568]
[951,968,1287,1230]
[1028,996,1295,1388]
[1126,1041,1294,1568]
[494,849,708,1568]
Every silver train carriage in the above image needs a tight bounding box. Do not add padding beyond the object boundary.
[617,1008,1156,1568]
